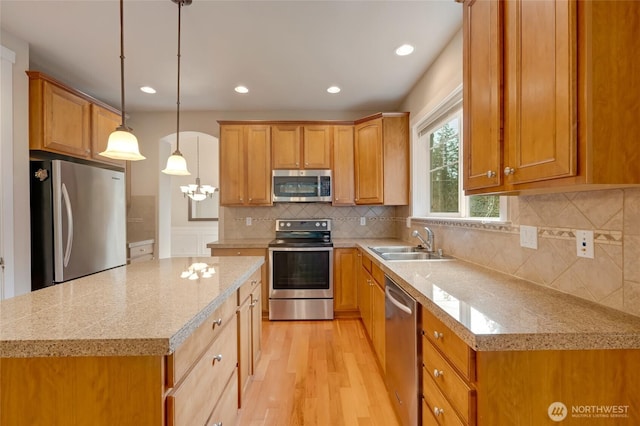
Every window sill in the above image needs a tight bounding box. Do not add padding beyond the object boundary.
[409,216,514,231]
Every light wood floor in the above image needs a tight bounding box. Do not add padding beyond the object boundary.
[237,319,401,426]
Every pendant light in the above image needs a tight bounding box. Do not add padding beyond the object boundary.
[180,137,218,201]
[162,0,191,175]
[100,0,145,161]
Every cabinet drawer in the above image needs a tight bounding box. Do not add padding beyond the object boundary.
[167,319,238,426]
[211,248,265,257]
[371,262,385,287]
[169,295,237,386]
[206,369,239,426]
[361,253,372,273]
[129,253,153,264]
[129,243,154,258]
[423,339,475,424]
[238,270,261,304]
[422,307,475,380]
[422,380,465,426]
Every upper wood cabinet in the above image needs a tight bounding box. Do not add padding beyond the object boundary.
[271,124,332,169]
[27,71,124,168]
[219,124,272,206]
[463,0,640,195]
[354,113,409,205]
[332,125,355,206]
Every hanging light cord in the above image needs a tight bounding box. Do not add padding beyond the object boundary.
[118,0,127,131]
[174,0,184,156]
[196,137,200,184]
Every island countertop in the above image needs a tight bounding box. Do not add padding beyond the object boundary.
[0,256,264,358]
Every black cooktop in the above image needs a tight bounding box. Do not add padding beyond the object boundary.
[268,238,333,248]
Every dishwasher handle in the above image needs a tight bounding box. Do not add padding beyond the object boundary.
[386,285,413,315]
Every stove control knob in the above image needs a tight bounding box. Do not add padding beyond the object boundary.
[315,222,320,227]
[286,222,291,227]
[322,222,327,227]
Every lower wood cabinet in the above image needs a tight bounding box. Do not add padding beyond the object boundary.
[237,272,262,408]
[357,250,386,370]
[334,248,359,317]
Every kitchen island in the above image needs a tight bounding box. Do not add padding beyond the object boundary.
[0,256,264,426]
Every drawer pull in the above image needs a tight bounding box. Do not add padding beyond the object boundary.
[212,318,222,329]
[212,354,223,365]
[433,407,444,416]
[212,423,222,426]
[433,369,444,378]
[433,331,444,340]
[250,299,259,307]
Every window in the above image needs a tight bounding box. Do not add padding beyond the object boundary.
[412,86,504,220]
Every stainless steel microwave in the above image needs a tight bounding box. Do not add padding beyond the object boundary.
[272,170,332,202]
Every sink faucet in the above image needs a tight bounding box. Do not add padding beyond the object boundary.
[412,227,434,252]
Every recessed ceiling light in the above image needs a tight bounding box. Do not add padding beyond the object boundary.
[395,44,415,56]
[327,86,341,94]
[235,86,249,94]
[140,86,156,94]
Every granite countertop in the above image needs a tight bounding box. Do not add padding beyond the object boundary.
[354,241,640,352]
[0,256,264,358]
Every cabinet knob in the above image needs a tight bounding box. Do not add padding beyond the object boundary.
[212,422,222,426]
[433,331,443,340]
[250,298,259,307]
[486,170,496,178]
[212,318,222,329]
[212,354,223,365]
[433,407,444,417]
[433,369,444,378]
[236,252,241,255]
[504,167,515,176]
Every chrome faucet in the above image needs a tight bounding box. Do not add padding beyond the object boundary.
[412,227,434,252]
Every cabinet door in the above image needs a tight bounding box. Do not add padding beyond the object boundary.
[237,295,251,408]
[302,125,332,169]
[90,104,125,167]
[332,126,355,205]
[219,125,246,205]
[42,82,91,158]
[271,125,301,169]
[250,285,262,374]
[246,125,272,206]
[504,0,577,185]
[334,248,358,313]
[354,119,384,204]
[463,0,503,191]
[371,280,385,370]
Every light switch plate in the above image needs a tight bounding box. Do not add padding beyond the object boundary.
[576,230,594,259]
[246,217,252,226]
[520,225,538,249]
[360,217,367,226]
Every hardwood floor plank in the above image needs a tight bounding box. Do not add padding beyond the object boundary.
[237,319,401,426]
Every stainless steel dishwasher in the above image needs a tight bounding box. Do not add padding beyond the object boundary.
[385,275,418,426]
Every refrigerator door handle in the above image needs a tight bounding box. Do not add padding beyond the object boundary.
[61,183,74,267]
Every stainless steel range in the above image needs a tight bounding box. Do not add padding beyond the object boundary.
[268,219,333,320]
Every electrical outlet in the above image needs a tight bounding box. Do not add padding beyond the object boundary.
[406,217,411,228]
[520,225,538,249]
[246,217,252,226]
[360,217,366,226]
[576,230,594,259]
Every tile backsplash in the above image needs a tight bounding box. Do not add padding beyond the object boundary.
[220,203,399,239]
[219,188,640,318]
[402,188,640,318]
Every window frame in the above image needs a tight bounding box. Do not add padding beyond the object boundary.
[411,85,507,222]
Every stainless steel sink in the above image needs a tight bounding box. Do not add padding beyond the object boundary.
[368,246,453,261]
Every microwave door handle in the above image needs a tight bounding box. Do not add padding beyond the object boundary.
[61,183,74,267]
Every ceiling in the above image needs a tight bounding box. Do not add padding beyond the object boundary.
[1,0,462,114]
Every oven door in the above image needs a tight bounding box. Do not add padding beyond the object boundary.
[269,247,333,299]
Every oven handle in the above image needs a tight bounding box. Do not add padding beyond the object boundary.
[268,247,334,252]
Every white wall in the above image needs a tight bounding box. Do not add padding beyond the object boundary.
[1,30,30,297]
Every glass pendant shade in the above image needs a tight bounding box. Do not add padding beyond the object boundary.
[162,152,190,175]
[100,129,146,161]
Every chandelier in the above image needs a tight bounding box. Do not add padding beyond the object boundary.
[180,137,217,201]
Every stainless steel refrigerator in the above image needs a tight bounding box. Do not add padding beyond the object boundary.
[30,159,126,291]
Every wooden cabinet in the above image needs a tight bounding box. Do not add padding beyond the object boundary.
[332,125,355,205]
[271,124,332,169]
[357,250,386,369]
[421,306,476,426]
[219,124,272,206]
[463,0,640,195]
[166,295,239,426]
[210,247,269,316]
[354,113,409,205]
[28,71,91,159]
[333,248,359,317]
[27,71,125,168]
[237,272,262,408]
[90,104,125,167]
